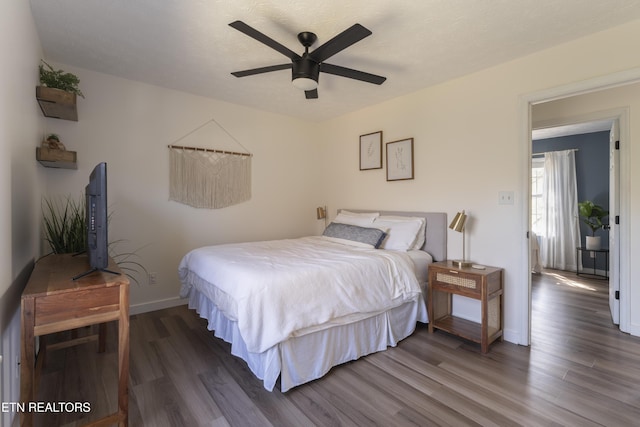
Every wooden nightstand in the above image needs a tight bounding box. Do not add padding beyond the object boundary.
[427,261,503,353]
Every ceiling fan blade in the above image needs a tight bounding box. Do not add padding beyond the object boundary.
[321,63,386,85]
[229,21,301,60]
[309,24,372,63]
[305,89,318,99]
[231,63,292,77]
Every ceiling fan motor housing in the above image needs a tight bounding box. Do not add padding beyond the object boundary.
[292,56,320,83]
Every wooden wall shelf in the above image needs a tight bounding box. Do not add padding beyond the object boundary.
[36,147,77,169]
[35,86,78,121]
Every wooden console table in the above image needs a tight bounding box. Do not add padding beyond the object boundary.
[20,254,129,426]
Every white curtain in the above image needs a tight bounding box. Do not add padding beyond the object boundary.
[540,150,581,271]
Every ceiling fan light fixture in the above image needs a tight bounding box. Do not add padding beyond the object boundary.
[292,77,318,91]
[291,57,319,91]
[229,21,385,99]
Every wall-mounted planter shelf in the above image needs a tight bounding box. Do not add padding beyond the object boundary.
[35,86,78,121]
[36,147,77,169]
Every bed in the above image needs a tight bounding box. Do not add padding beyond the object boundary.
[179,210,447,392]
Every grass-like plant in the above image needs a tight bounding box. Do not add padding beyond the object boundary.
[109,240,150,286]
[42,195,86,254]
[42,196,149,284]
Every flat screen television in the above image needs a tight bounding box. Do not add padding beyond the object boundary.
[86,161,108,268]
[74,162,117,280]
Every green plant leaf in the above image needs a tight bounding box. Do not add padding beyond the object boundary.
[39,59,85,98]
[42,195,86,254]
[578,200,609,235]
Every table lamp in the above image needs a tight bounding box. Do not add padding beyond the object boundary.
[449,210,471,268]
[317,206,327,227]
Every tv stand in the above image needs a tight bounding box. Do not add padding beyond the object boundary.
[21,253,129,426]
[73,267,121,281]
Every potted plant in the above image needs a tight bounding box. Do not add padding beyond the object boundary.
[43,133,66,150]
[38,60,84,98]
[578,200,608,250]
[36,60,83,121]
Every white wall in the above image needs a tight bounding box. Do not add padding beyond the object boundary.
[320,19,640,344]
[0,1,45,425]
[41,65,323,313]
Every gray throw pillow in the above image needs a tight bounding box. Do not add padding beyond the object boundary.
[322,222,387,248]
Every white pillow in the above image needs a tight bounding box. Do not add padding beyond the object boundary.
[334,210,380,227]
[409,217,426,250]
[376,215,426,248]
[373,216,425,251]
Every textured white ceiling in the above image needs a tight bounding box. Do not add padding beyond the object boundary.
[29,0,640,121]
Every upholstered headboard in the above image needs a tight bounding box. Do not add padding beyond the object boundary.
[340,210,447,261]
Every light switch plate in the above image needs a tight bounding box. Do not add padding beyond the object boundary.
[499,191,515,205]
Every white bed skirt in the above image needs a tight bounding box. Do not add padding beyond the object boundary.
[187,288,428,392]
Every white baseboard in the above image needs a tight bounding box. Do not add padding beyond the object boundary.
[129,296,187,315]
[503,328,522,346]
[626,321,640,338]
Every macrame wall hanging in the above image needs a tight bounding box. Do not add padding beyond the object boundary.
[168,118,252,209]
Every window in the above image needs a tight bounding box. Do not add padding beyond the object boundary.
[531,157,545,236]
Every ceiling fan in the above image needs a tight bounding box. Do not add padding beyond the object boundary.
[229,20,386,99]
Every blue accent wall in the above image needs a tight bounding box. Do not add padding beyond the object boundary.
[533,131,610,272]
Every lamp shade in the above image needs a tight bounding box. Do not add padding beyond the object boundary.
[449,210,467,232]
[316,206,326,220]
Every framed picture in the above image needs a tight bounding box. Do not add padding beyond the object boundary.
[359,131,383,170]
[386,138,414,181]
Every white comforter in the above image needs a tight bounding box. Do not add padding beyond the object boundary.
[179,236,422,354]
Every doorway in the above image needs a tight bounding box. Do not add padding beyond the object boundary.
[529,110,628,342]
[520,74,638,345]
[529,119,616,334]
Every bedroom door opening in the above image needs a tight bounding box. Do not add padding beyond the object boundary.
[530,116,621,330]
[528,105,627,342]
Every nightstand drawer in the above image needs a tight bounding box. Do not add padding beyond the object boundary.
[433,270,481,296]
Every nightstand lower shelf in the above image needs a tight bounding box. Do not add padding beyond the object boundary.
[431,315,483,343]
[431,314,504,345]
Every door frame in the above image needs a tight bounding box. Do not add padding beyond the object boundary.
[519,69,639,344]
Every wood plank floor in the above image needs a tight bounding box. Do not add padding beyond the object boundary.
[34,270,640,426]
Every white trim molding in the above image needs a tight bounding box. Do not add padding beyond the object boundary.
[129,296,187,316]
